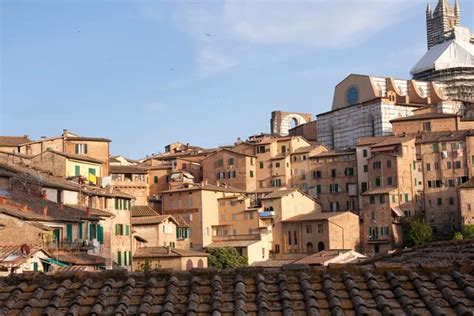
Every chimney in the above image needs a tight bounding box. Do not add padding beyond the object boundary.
[167,246,171,254]
[60,203,64,210]
[216,181,219,187]
[41,190,47,200]
[43,206,48,217]
[22,205,28,212]
[86,207,91,217]
[0,197,5,205]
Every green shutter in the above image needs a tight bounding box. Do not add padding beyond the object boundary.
[115,198,119,209]
[117,251,122,266]
[53,228,60,244]
[98,225,104,244]
[154,176,158,183]
[78,223,83,239]
[184,228,188,238]
[124,251,127,267]
[66,224,73,242]
[125,225,129,236]
[89,224,96,240]
[33,262,38,271]
[129,251,132,266]
[75,165,81,176]
[89,168,96,175]
[115,224,118,236]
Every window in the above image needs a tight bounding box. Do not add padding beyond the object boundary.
[75,165,81,176]
[330,202,339,211]
[294,231,298,245]
[386,160,392,168]
[314,171,321,179]
[317,224,324,233]
[259,162,264,169]
[370,196,375,204]
[250,158,254,166]
[316,185,321,194]
[274,244,280,253]
[426,163,431,171]
[115,224,124,236]
[281,145,287,154]
[404,193,409,202]
[125,225,129,236]
[423,122,431,131]
[305,225,312,234]
[346,86,359,105]
[288,231,292,245]
[329,183,339,193]
[447,161,452,169]
[434,162,439,170]
[373,161,381,169]
[381,226,390,236]
[344,168,354,176]
[361,182,368,192]
[454,161,462,169]
[437,198,442,205]
[232,214,237,220]
[275,162,280,168]
[217,159,224,167]
[228,158,235,165]
[387,177,393,186]
[256,146,266,154]
[331,169,336,177]
[432,143,439,153]
[363,165,368,173]
[375,177,381,187]
[117,251,122,266]
[448,197,454,205]
[380,195,385,204]
[75,143,88,154]
[250,170,254,178]
[391,195,396,203]
[363,149,368,158]
[271,179,282,187]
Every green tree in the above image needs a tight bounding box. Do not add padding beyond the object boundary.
[461,225,474,239]
[206,247,248,269]
[453,232,464,241]
[403,217,433,247]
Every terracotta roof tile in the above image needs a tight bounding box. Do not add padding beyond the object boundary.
[0,265,473,314]
[109,165,148,174]
[0,136,31,147]
[131,205,159,217]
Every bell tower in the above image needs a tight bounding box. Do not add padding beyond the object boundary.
[426,0,461,49]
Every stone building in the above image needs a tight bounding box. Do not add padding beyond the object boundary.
[459,178,474,226]
[18,130,111,176]
[416,130,474,234]
[308,149,359,213]
[202,148,257,192]
[288,121,318,143]
[425,0,461,50]
[110,165,149,205]
[316,74,448,149]
[270,111,313,136]
[289,144,328,193]
[360,137,418,255]
[132,247,208,271]
[0,136,30,153]
[391,112,474,135]
[160,183,244,250]
[281,211,360,254]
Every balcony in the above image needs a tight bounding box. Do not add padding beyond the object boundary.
[259,210,275,218]
[44,240,95,252]
[367,236,390,244]
[212,234,260,242]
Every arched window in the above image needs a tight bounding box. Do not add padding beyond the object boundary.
[197,259,204,268]
[346,86,359,106]
[306,242,314,253]
[318,242,325,252]
[186,259,193,270]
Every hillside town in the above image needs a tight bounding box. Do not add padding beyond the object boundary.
[0,1,473,314]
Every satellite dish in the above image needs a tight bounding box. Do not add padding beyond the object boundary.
[20,244,30,256]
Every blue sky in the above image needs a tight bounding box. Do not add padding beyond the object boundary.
[1,0,473,158]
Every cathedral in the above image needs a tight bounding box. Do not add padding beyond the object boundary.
[411,0,474,102]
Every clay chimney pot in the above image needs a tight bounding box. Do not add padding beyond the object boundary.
[43,206,48,217]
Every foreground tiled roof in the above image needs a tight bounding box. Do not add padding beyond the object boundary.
[133,247,208,259]
[0,265,473,315]
[415,130,474,144]
[361,238,474,268]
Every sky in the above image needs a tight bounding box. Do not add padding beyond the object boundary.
[1,0,473,159]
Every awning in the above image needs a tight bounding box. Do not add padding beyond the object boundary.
[391,207,404,217]
[44,258,69,267]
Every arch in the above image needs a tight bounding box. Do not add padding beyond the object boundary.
[306,242,314,253]
[186,259,193,270]
[279,114,308,136]
[197,259,204,268]
[317,242,325,252]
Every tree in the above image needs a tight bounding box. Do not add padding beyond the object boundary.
[403,217,432,247]
[206,247,248,269]
[461,225,474,239]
